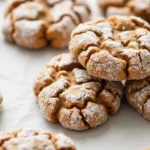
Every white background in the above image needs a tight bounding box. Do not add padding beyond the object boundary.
[0,0,150,150]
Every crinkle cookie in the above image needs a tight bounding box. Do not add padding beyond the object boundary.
[0,129,76,150]
[69,15,150,81]
[126,77,150,120]
[3,0,90,49]
[98,0,150,23]
[33,53,123,130]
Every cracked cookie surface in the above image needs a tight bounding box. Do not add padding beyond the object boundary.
[3,0,90,49]
[0,129,76,150]
[33,53,123,130]
[98,0,150,23]
[69,15,150,81]
[126,77,150,120]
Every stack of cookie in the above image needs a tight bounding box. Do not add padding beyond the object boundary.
[33,15,150,131]
[69,15,150,121]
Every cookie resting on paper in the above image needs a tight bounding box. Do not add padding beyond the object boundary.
[34,53,123,130]
[0,129,76,150]
[126,77,150,120]
[3,0,90,49]
[69,15,150,81]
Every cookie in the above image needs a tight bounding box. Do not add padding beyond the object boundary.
[3,0,90,49]
[126,77,150,120]
[98,0,150,23]
[69,15,150,81]
[145,147,150,150]
[33,53,123,130]
[0,129,76,150]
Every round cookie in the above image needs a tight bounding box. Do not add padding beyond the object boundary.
[98,0,150,23]
[34,53,123,130]
[3,0,90,49]
[0,129,76,150]
[69,15,150,81]
[126,77,150,120]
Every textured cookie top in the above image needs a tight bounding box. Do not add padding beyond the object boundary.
[0,129,76,150]
[98,0,150,23]
[69,15,150,81]
[126,77,150,120]
[34,53,123,130]
[3,0,90,49]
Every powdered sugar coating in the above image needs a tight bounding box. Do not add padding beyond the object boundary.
[0,129,76,150]
[70,16,150,81]
[13,20,47,49]
[3,0,90,49]
[52,133,76,150]
[82,102,108,127]
[13,2,44,20]
[126,77,150,120]
[34,53,123,130]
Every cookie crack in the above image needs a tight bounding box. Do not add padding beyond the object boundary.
[128,82,149,95]
[141,95,150,116]
[73,27,102,39]
[49,14,78,26]
[138,51,144,71]
[72,3,90,23]
[5,0,30,16]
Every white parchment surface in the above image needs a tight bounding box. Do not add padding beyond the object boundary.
[0,0,150,150]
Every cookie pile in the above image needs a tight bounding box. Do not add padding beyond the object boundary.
[69,15,150,121]
[3,0,90,49]
[0,129,76,150]
[98,0,150,23]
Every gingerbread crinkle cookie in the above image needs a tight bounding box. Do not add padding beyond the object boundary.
[3,0,90,49]
[0,129,76,150]
[33,53,123,130]
[69,16,150,81]
[126,76,150,120]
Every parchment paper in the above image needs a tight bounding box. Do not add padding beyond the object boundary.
[0,0,150,149]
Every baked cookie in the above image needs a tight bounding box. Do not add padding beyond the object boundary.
[98,0,150,23]
[69,15,150,81]
[145,147,150,150]
[126,77,150,120]
[33,53,123,130]
[0,129,76,150]
[3,0,90,49]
